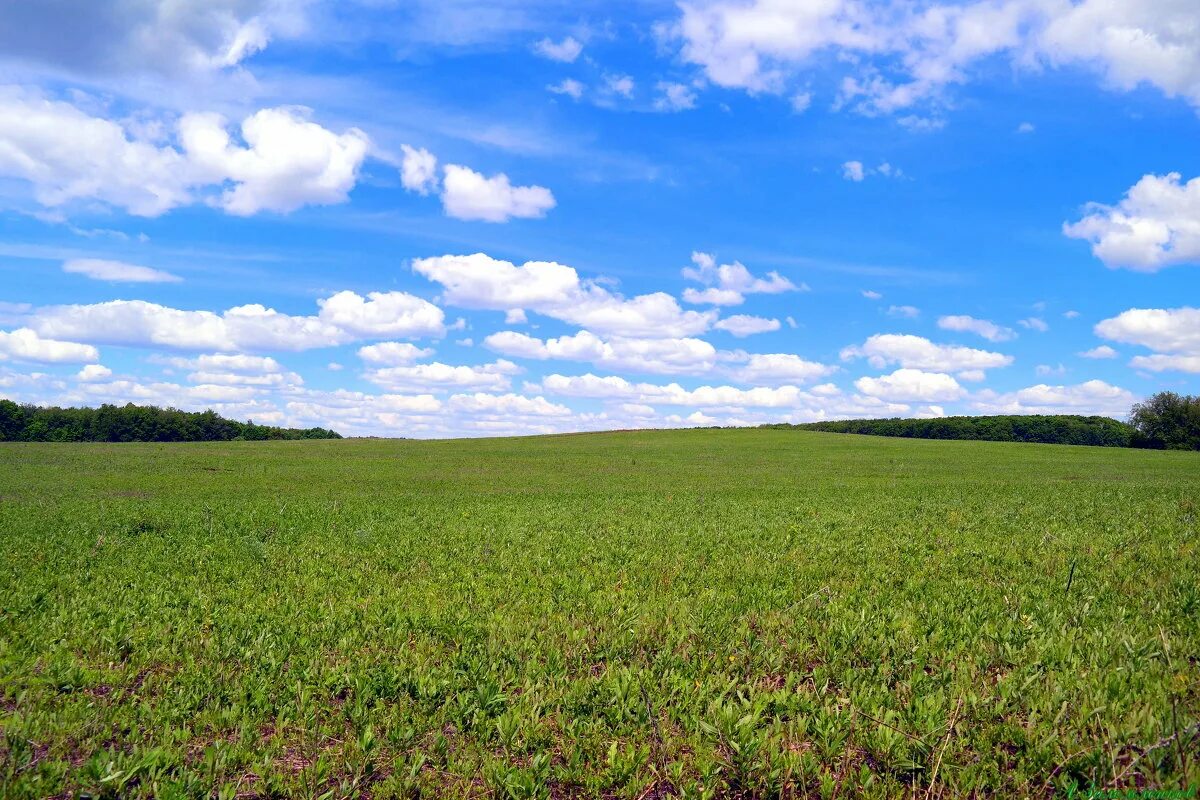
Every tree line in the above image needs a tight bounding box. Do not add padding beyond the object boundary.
[0,400,341,442]
[762,392,1200,450]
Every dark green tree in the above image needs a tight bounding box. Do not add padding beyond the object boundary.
[1129,391,1200,451]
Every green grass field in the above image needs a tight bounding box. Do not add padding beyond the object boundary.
[1,429,1197,799]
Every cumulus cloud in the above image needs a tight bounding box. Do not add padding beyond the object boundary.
[363,360,520,393]
[484,330,719,375]
[179,107,370,215]
[714,315,780,337]
[548,78,585,99]
[937,314,1016,342]
[534,35,583,63]
[855,368,965,402]
[76,364,112,381]
[1128,354,1200,373]
[399,145,439,195]
[654,81,699,111]
[1095,307,1200,372]
[0,0,302,77]
[844,161,902,181]
[1064,172,1200,271]
[440,164,556,222]
[841,333,1012,377]
[27,290,445,352]
[972,380,1136,417]
[1019,317,1049,332]
[413,252,717,337]
[447,392,571,416]
[357,342,435,366]
[1079,345,1118,359]
[541,373,816,408]
[727,353,837,385]
[604,74,636,99]
[0,90,369,217]
[887,305,920,319]
[681,251,802,306]
[668,0,1200,115]
[1095,307,1200,355]
[537,372,911,421]
[62,258,181,283]
[392,146,556,222]
[0,327,99,363]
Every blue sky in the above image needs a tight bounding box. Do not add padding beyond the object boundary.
[0,0,1198,436]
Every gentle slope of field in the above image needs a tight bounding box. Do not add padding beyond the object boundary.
[1,429,1197,798]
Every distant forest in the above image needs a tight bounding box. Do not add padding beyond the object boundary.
[764,415,1137,447]
[767,393,1200,450]
[0,400,341,442]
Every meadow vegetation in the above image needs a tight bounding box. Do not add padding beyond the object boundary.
[0,429,1197,798]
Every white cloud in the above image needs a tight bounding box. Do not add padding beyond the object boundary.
[63,258,181,283]
[1064,172,1200,271]
[728,353,837,385]
[1019,317,1049,332]
[28,290,445,352]
[413,252,717,337]
[972,380,1136,417]
[681,251,801,306]
[534,36,583,63]
[1079,345,1118,359]
[393,145,557,223]
[1128,354,1200,373]
[887,305,920,319]
[548,78,585,100]
[937,314,1016,342]
[1095,307,1200,355]
[654,81,698,111]
[1017,122,1035,133]
[540,373,809,408]
[669,0,1200,115]
[0,90,369,217]
[841,333,1012,376]
[484,330,719,375]
[604,74,636,98]
[364,360,519,393]
[76,364,112,381]
[1063,310,1080,319]
[1036,363,1067,377]
[439,164,555,223]
[862,290,882,300]
[399,145,439,195]
[317,291,446,339]
[714,314,780,337]
[537,373,911,422]
[844,160,902,181]
[791,91,813,113]
[1095,307,1200,373]
[179,107,370,215]
[357,342,435,365]
[0,0,301,77]
[855,368,965,402]
[0,327,99,363]
[447,392,571,416]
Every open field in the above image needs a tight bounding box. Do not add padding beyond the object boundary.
[1,429,1197,799]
